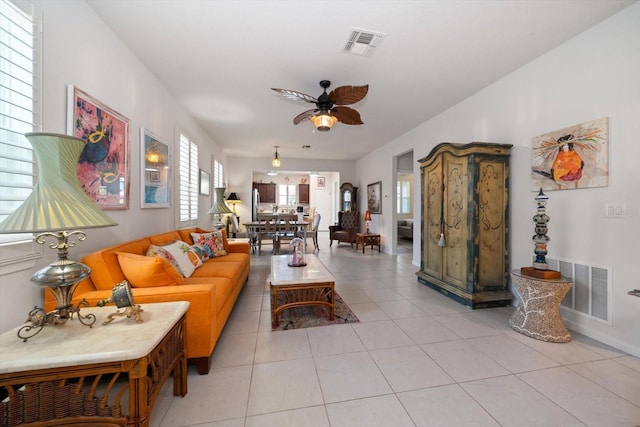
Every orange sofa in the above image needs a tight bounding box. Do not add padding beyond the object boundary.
[44,228,250,375]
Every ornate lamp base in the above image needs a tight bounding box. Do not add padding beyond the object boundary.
[102,305,144,325]
[97,280,144,325]
[18,298,96,342]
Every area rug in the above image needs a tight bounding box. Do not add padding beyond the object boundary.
[272,292,359,331]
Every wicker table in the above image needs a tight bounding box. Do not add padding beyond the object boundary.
[269,254,335,328]
[509,270,573,343]
[0,301,189,427]
[355,233,381,253]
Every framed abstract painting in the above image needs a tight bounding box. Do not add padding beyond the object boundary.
[67,85,130,209]
[531,117,609,191]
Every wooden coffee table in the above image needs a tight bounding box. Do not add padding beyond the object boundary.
[356,233,381,253]
[269,254,335,328]
[0,301,188,427]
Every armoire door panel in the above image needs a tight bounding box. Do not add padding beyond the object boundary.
[422,160,443,279]
[477,160,508,289]
[442,153,468,289]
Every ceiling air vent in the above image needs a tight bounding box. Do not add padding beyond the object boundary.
[343,28,385,57]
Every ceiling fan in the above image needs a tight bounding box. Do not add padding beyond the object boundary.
[271,80,369,131]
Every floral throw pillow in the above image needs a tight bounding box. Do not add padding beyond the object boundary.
[147,240,202,278]
[191,231,227,260]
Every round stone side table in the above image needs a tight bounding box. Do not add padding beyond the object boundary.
[509,269,573,343]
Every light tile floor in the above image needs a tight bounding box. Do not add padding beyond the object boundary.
[151,242,640,427]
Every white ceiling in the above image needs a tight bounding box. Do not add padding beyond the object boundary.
[86,0,636,161]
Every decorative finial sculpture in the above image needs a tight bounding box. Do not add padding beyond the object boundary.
[520,188,561,279]
[532,188,550,270]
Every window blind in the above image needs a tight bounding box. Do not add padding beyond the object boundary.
[213,158,224,188]
[0,0,37,245]
[179,133,198,223]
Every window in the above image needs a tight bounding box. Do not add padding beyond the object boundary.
[278,184,296,206]
[213,158,224,188]
[0,0,39,248]
[178,133,198,224]
[397,179,411,214]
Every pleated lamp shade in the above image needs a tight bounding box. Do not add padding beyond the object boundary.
[207,188,233,215]
[0,132,118,233]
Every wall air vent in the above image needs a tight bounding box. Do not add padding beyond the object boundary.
[343,28,385,56]
[546,257,612,325]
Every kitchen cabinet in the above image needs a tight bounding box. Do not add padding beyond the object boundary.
[299,184,309,204]
[253,182,276,203]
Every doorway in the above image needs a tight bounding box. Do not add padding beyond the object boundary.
[394,150,414,254]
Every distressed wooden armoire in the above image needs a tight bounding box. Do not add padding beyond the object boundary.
[416,142,513,308]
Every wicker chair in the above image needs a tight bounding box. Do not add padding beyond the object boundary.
[329,211,359,247]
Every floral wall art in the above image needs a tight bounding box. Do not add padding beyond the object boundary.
[68,85,130,209]
[531,117,609,191]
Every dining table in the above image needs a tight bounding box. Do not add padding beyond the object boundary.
[243,219,309,254]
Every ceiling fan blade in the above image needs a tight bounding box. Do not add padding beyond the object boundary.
[271,88,317,104]
[328,85,369,105]
[293,109,317,125]
[332,106,363,125]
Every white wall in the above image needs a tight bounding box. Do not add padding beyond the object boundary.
[0,0,225,333]
[356,3,640,356]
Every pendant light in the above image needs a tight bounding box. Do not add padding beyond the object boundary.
[272,146,281,168]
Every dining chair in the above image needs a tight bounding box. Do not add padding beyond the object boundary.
[256,214,276,255]
[298,212,321,250]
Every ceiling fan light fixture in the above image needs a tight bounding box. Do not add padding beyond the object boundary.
[310,113,338,132]
[272,145,281,168]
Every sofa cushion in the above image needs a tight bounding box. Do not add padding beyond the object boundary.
[149,231,182,245]
[192,260,244,284]
[115,252,184,287]
[191,231,227,259]
[179,227,231,253]
[84,239,151,291]
[147,241,202,278]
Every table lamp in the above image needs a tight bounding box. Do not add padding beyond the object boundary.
[364,210,372,234]
[226,192,241,215]
[0,133,118,340]
[208,187,232,229]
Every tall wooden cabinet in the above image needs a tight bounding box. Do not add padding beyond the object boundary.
[339,182,357,212]
[417,142,512,308]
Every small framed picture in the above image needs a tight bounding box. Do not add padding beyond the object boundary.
[317,176,326,187]
[140,128,170,208]
[199,169,210,196]
[367,181,382,214]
